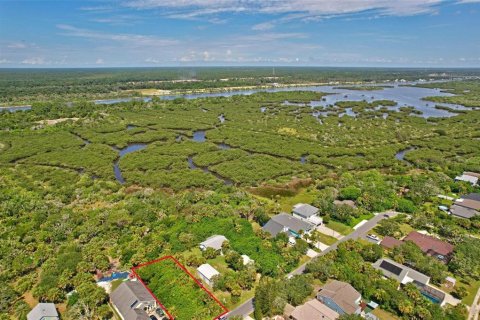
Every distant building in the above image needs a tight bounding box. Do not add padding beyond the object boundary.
[455,172,479,185]
[316,280,362,315]
[199,235,227,251]
[372,258,430,286]
[197,263,220,287]
[380,236,403,250]
[289,299,340,320]
[450,193,480,219]
[445,276,456,288]
[262,213,315,238]
[292,203,323,226]
[27,303,59,320]
[110,281,165,320]
[241,254,254,266]
[403,231,454,262]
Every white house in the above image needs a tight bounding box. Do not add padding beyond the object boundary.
[27,303,59,320]
[197,263,220,287]
[455,172,479,186]
[292,203,323,226]
[199,235,227,251]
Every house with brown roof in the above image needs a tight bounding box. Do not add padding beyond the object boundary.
[289,299,340,320]
[404,231,454,262]
[380,236,403,249]
[316,280,361,316]
[450,193,480,219]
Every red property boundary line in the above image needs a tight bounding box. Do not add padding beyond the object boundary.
[131,255,229,320]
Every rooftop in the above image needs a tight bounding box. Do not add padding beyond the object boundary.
[450,204,478,219]
[197,263,220,280]
[455,196,480,210]
[372,258,430,285]
[110,281,155,320]
[293,203,319,218]
[290,299,340,320]
[455,173,479,185]
[404,231,454,257]
[318,280,361,315]
[199,235,227,251]
[380,236,403,249]
[27,303,58,320]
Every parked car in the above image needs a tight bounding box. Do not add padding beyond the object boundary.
[366,234,380,241]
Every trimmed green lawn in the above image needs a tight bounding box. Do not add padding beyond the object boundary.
[348,212,374,227]
[463,279,480,306]
[316,232,337,245]
[326,220,353,236]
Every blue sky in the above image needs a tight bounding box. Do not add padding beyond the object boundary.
[0,0,479,67]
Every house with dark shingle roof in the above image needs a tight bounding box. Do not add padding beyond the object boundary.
[27,303,58,320]
[404,231,454,262]
[110,281,165,320]
[262,213,315,238]
[316,280,362,315]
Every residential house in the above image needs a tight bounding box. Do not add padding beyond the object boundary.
[292,203,323,226]
[372,258,430,286]
[316,280,362,315]
[403,231,454,262]
[289,299,340,320]
[262,213,315,238]
[380,236,403,250]
[197,263,220,287]
[199,235,227,251]
[450,193,480,219]
[27,303,59,320]
[455,172,479,185]
[110,281,164,320]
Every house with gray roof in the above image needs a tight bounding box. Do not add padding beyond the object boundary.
[199,235,227,251]
[372,258,430,286]
[262,213,315,238]
[110,281,165,320]
[197,263,220,287]
[316,280,362,315]
[455,172,479,186]
[450,193,480,219]
[292,203,323,226]
[27,303,58,320]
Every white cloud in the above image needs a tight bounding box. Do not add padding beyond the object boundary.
[21,57,45,65]
[252,22,274,31]
[7,42,27,49]
[57,24,179,47]
[0,58,10,64]
[96,58,104,64]
[123,0,449,18]
[145,57,160,63]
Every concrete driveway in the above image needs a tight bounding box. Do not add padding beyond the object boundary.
[317,224,344,239]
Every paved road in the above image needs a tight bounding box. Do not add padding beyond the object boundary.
[225,211,398,318]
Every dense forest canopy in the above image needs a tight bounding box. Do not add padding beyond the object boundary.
[1,69,480,320]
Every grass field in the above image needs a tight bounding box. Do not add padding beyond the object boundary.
[316,232,338,245]
[326,220,353,235]
[277,188,319,212]
[463,279,480,306]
